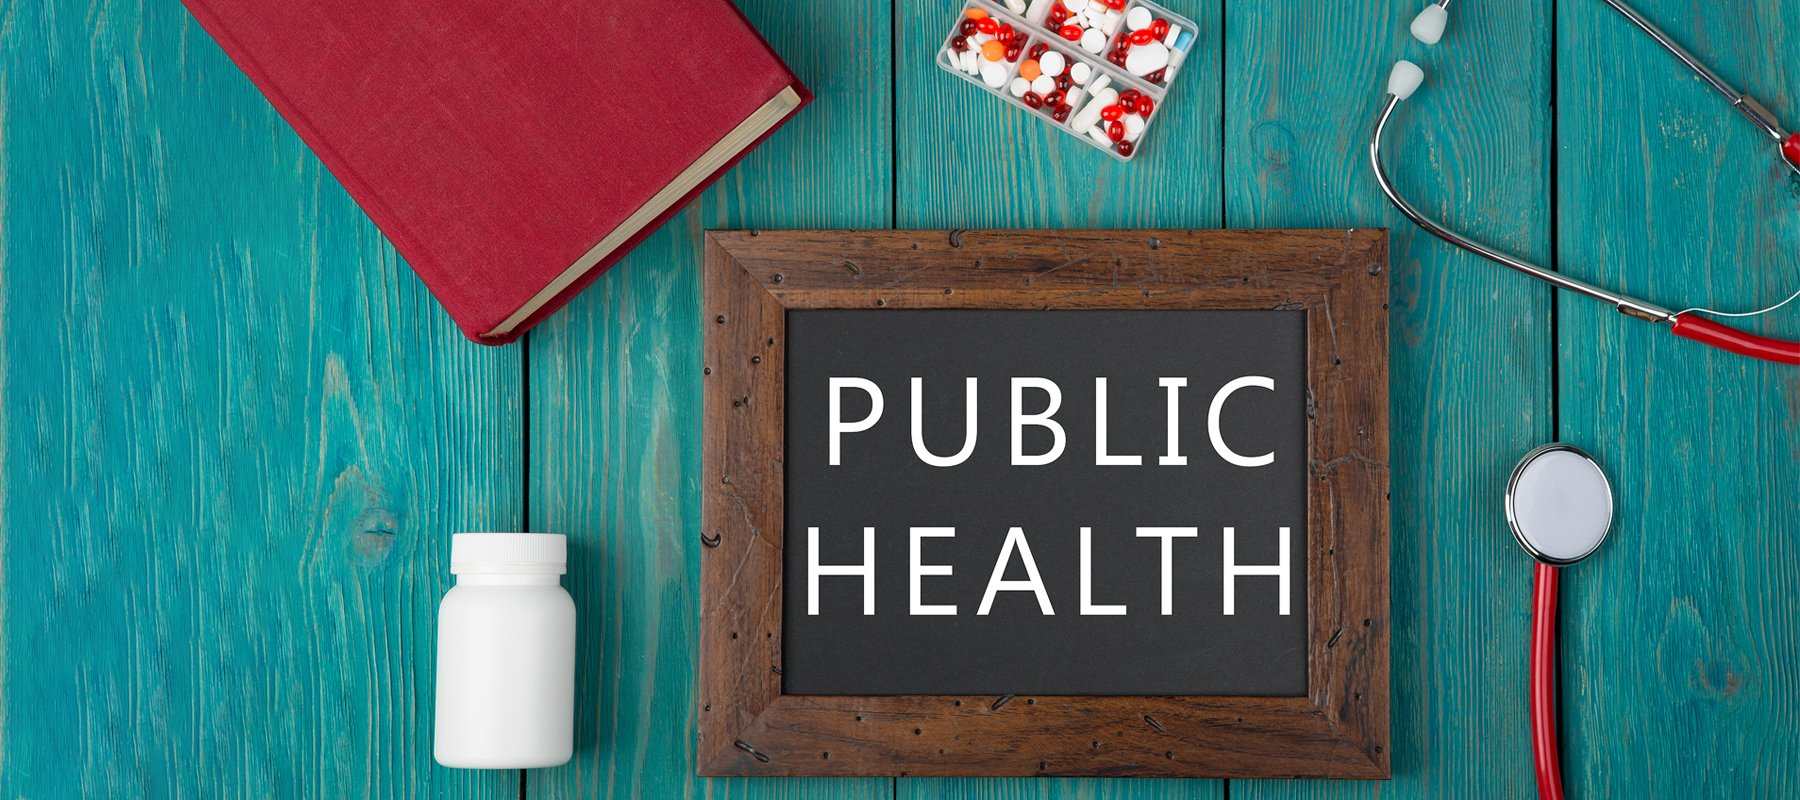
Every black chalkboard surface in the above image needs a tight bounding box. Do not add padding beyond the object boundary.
[782,309,1308,696]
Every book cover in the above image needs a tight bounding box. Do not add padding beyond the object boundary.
[181,0,811,344]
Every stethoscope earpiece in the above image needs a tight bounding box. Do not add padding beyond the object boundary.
[1410,1,1449,45]
[1386,60,1425,101]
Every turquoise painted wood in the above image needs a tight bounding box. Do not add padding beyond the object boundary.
[7,0,1800,797]
[1227,1,1554,798]
[0,1,520,798]
[522,0,893,797]
[1558,1,1800,796]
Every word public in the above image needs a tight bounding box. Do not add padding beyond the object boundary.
[807,525,1292,617]
[828,375,1278,467]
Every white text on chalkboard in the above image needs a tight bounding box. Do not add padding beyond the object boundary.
[805,526,1291,616]
[827,376,1277,467]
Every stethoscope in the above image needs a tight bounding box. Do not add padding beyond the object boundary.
[1371,0,1800,366]
[1504,445,1614,800]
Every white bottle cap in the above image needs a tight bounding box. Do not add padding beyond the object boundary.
[451,532,567,574]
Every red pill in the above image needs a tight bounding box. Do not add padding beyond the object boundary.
[1105,0,1127,9]
[1051,103,1072,121]
[1060,24,1084,40]
[1113,33,1132,50]
[1043,89,1064,107]
[1151,18,1169,40]
[960,19,978,36]
[1023,91,1044,109]
[1100,104,1124,121]
[978,18,999,34]
[1136,96,1155,116]
[997,23,1015,43]
[1005,45,1023,62]
[1107,50,1128,66]
[1048,4,1068,24]
[1108,120,1125,142]
[1054,74,1072,92]
[1130,29,1154,45]
[1028,41,1049,59]
[1145,67,1166,83]
[1119,96,1137,114]
[952,35,969,52]
[1116,140,1135,156]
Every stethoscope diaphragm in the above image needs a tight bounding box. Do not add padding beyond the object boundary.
[1505,444,1614,566]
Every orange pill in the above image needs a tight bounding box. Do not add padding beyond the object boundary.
[981,40,1005,61]
[1018,59,1042,80]
[966,8,988,18]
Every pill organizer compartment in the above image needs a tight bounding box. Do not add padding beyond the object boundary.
[938,0,1196,161]
[1113,0,1197,87]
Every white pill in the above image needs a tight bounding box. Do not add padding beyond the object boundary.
[1080,28,1106,53]
[1124,114,1146,135]
[1026,0,1054,20]
[1126,7,1153,30]
[1084,7,1107,28]
[981,60,1009,88]
[1088,126,1112,146]
[1010,76,1031,97]
[1005,0,1028,14]
[975,32,994,44]
[1125,40,1170,75]
[963,49,980,75]
[1124,126,1142,142]
[1064,88,1086,110]
[1088,74,1112,96]
[1103,9,1125,34]
[1040,51,1067,76]
[1071,86,1118,131]
[1166,23,1183,43]
[1065,0,1088,12]
[1031,74,1056,95]
[1069,61,1092,84]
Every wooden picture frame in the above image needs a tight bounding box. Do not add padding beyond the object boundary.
[699,229,1389,778]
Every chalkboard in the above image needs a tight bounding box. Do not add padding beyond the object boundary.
[699,229,1389,779]
[783,309,1308,696]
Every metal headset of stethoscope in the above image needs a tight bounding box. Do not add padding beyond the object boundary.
[1372,0,1800,366]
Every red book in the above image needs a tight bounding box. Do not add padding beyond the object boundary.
[181,0,810,345]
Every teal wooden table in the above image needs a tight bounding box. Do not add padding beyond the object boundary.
[5,0,1797,796]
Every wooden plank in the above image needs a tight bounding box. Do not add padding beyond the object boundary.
[522,0,892,797]
[0,1,519,797]
[1226,1,1554,798]
[1557,1,1800,796]
[895,0,1226,796]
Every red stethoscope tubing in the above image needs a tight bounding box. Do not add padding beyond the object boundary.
[1531,562,1566,800]
[1671,313,1800,365]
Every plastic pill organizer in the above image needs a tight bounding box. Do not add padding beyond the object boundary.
[938,0,1198,161]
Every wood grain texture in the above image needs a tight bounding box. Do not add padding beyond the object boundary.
[1226,1,1554,798]
[523,0,892,797]
[0,1,520,797]
[699,229,1389,779]
[1557,1,1800,796]
[896,1,1226,795]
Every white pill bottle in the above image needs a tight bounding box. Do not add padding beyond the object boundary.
[434,533,575,768]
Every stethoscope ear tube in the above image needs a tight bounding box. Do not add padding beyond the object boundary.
[1371,88,1800,366]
